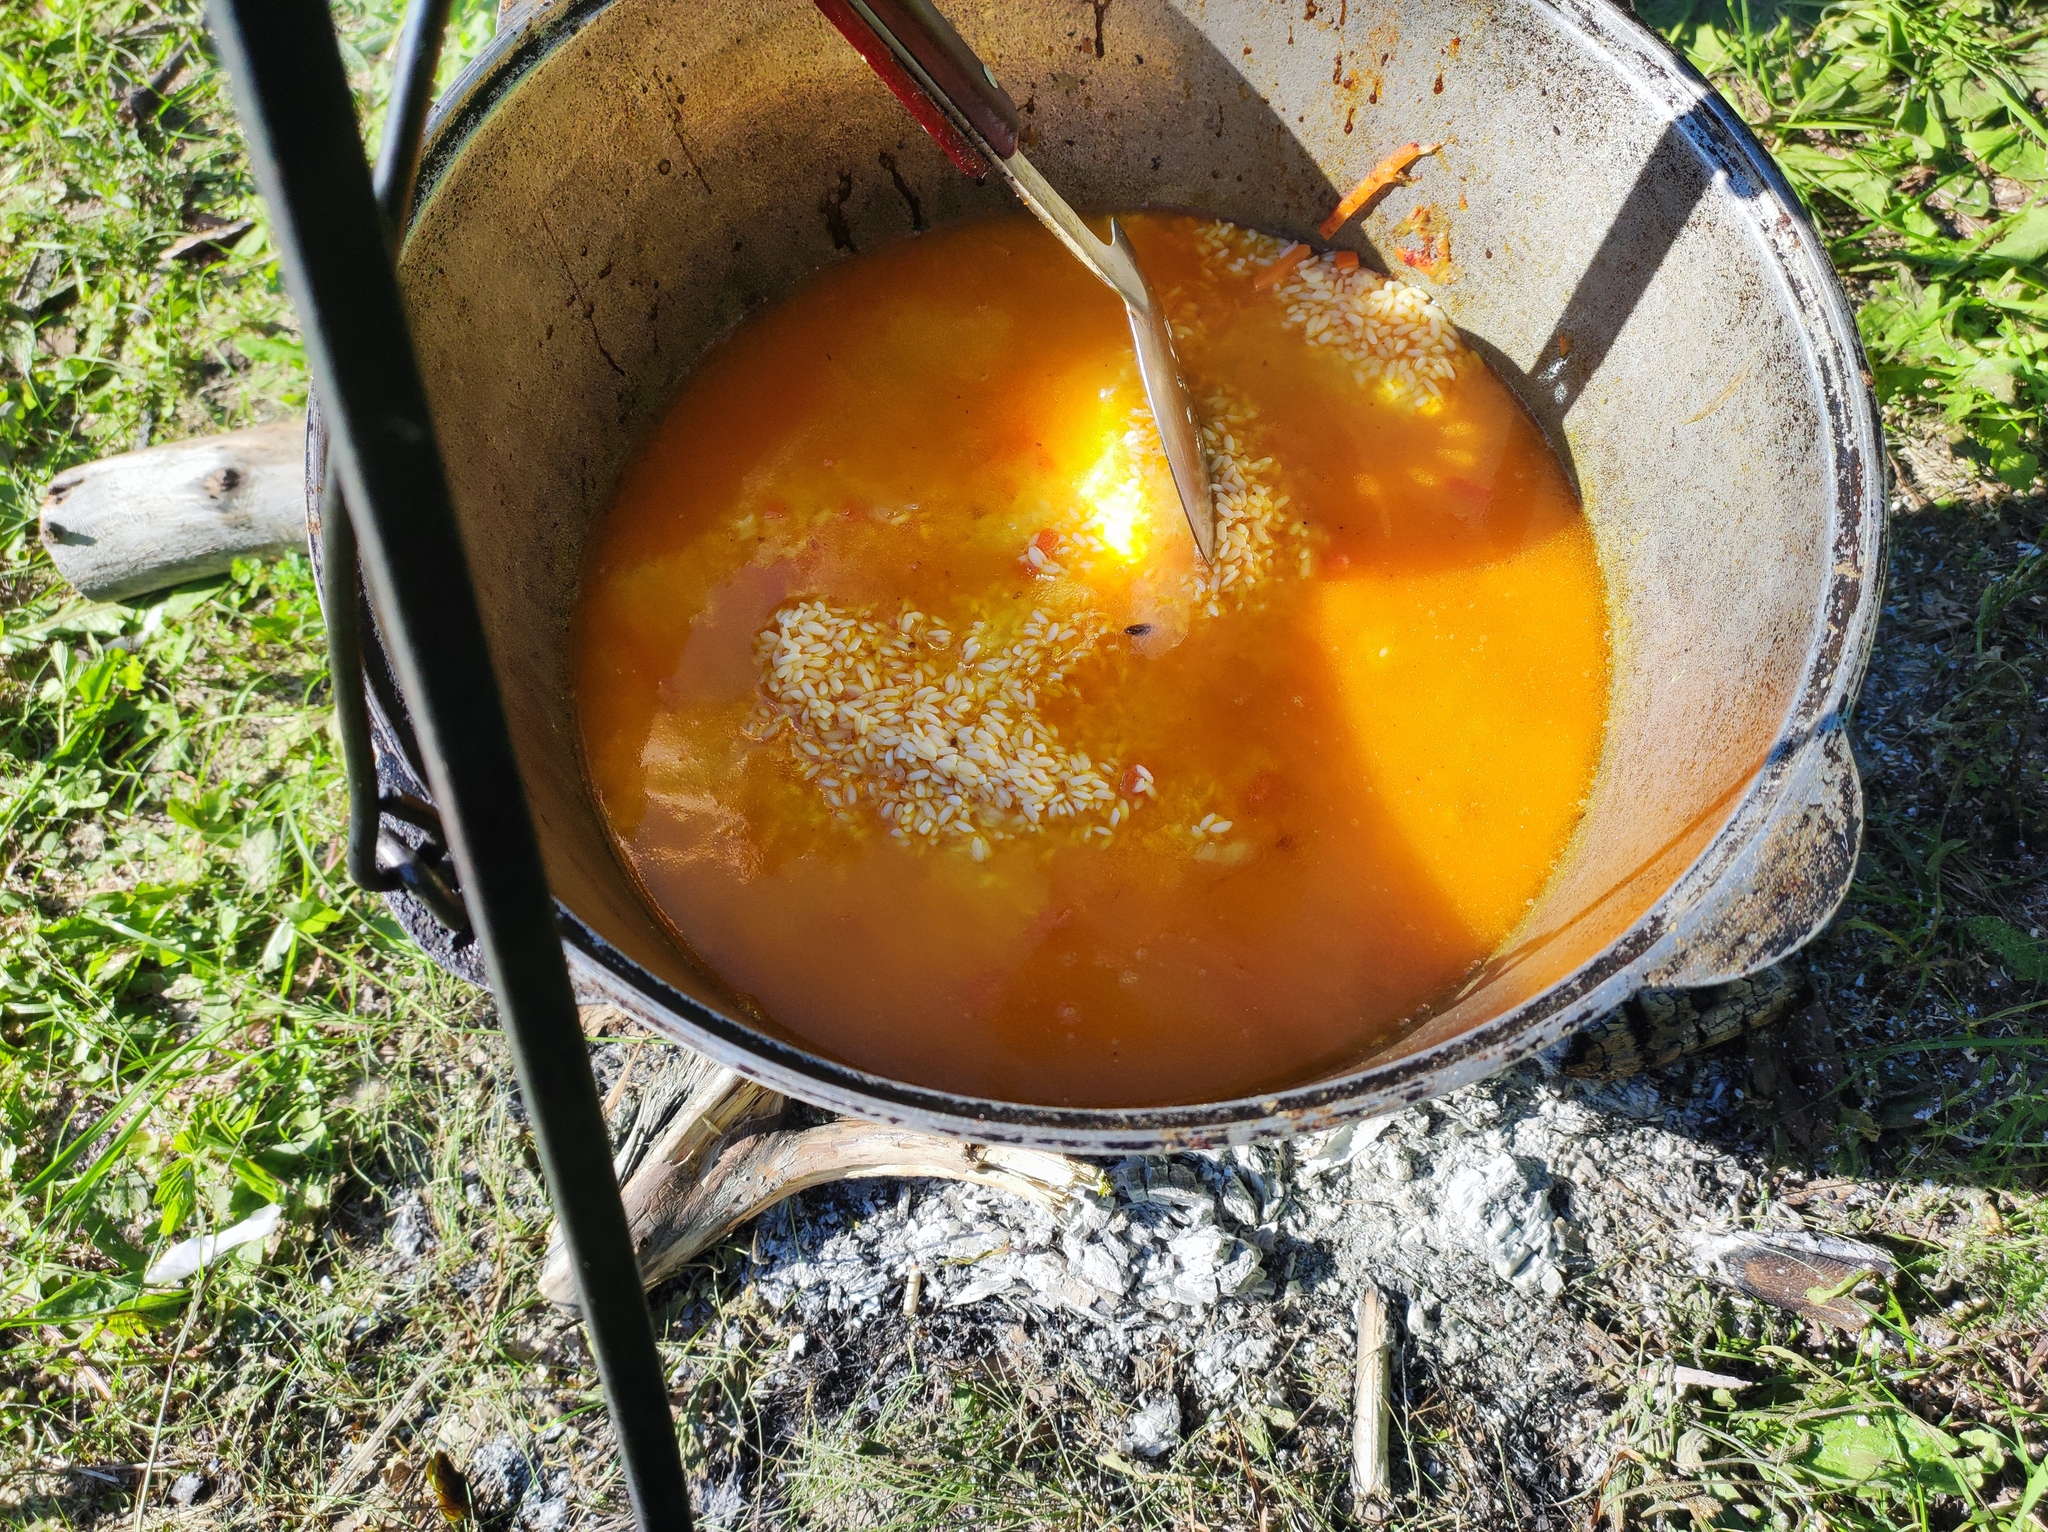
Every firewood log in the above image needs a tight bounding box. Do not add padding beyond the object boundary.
[38,419,306,601]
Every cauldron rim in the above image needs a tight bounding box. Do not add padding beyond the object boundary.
[321,0,1883,1149]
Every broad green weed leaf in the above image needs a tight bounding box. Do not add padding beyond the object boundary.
[226,1153,287,1206]
[0,601,132,652]
[1964,916,2048,981]
[1773,144,1898,218]
[83,945,138,989]
[1987,443,2039,493]
[258,919,296,972]
[252,1130,329,1186]
[152,580,227,622]
[2017,44,2048,97]
[1965,125,2048,183]
[1897,95,1949,157]
[1934,70,2003,133]
[284,896,339,936]
[13,1274,140,1322]
[1984,204,2048,265]
[1957,1427,2007,1476]
[365,913,409,944]
[1797,1405,1992,1497]
[0,1274,184,1329]
[167,786,239,840]
[1794,53,1872,115]
[1962,356,2022,404]
[1684,19,1738,76]
[75,1206,148,1273]
[237,825,280,890]
[247,613,303,644]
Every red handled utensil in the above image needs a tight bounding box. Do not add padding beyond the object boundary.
[813,0,1218,564]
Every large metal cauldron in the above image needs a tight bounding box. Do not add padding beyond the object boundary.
[330,0,1883,1150]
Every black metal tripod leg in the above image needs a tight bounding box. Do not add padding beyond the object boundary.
[320,0,468,923]
[372,0,457,242]
[207,4,692,1527]
[316,468,391,896]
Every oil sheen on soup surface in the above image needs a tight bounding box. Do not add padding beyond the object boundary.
[575,213,1609,1108]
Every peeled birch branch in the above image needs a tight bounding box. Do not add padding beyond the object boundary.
[1353,1285,1393,1514]
[38,418,307,601]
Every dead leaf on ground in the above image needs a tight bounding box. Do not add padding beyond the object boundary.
[161,217,253,266]
[426,1450,472,1524]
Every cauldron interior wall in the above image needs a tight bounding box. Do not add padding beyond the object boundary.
[388,0,1878,1133]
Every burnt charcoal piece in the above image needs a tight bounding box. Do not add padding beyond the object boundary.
[1559,962,1805,1079]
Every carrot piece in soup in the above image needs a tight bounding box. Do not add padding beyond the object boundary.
[1252,242,1312,290]
[1319,141,1441,239]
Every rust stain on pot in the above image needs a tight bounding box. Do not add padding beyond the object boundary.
[818,170,856,252]
[876,150,924,232]
[660,86,712,195]
[535,210,624,378]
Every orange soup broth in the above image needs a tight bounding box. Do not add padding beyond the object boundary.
[574,213,1610,1107]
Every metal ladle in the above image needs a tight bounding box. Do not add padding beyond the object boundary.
[815,0,1219,563]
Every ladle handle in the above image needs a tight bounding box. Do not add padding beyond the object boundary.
[815,0,1023,170]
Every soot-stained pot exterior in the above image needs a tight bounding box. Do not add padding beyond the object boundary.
[311,0,1884,1150]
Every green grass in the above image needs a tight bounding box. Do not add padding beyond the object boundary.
[0,2,563,1524]
[1617,8,2048,1527]
[1586,1189,2048,1529]
[1,0,2045,1527]
[1651,0,2048,490]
